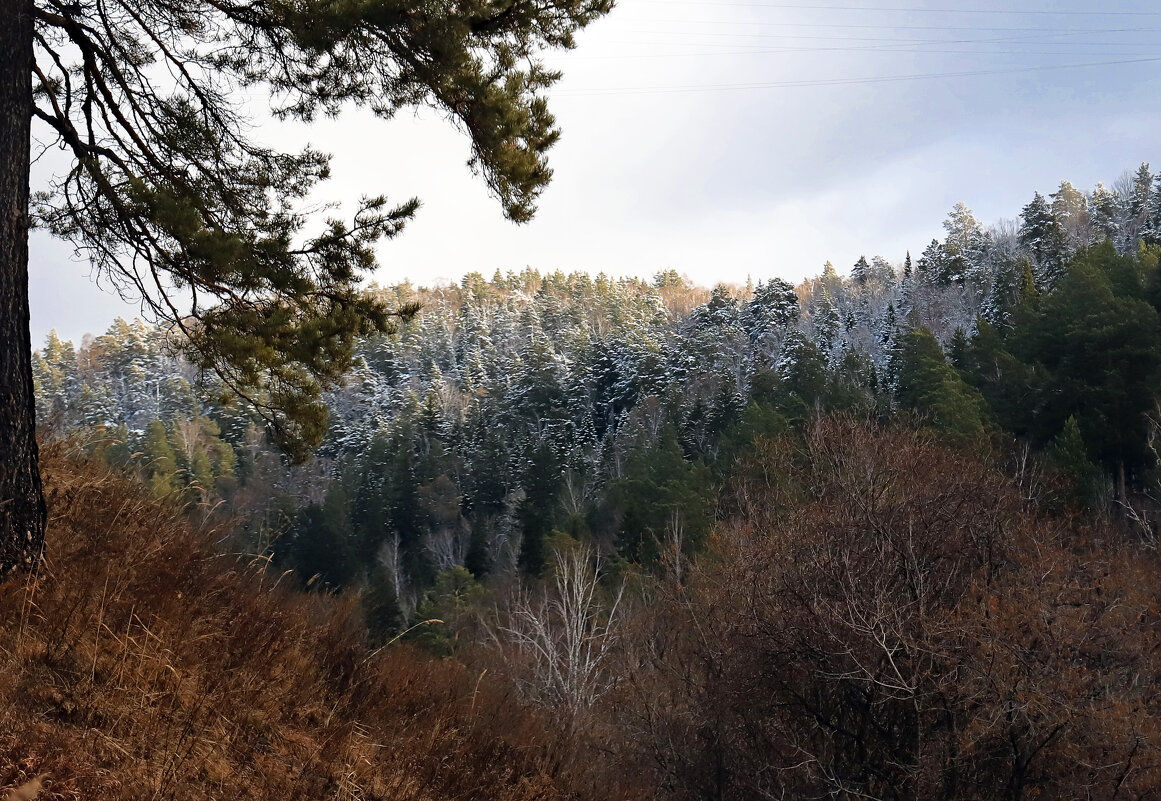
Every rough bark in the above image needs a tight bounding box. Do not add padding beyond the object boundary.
[0,0,46,577]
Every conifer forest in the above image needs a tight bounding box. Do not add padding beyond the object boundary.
[16,166,1161,798]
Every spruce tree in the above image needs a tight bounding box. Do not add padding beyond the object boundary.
[1116,163,1155,253]
[1147,174,1161,246]
[1019,192,1068,290]
[1089,182,1121,243]
[1130,163,1154,222]
[851,256,871,284]
[916,239,947,284]
[1044,416,1103,509]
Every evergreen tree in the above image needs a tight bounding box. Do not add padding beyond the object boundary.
[868,255,896,285]
[1019,192,1068,290]
[1,0,613,575]
[1147,174,1161,247]
[518,442,562,575]
[894,329,990,449]
[1114,163,1155,253]
[612,427,712,566]
[941,203,991,284]
[30,331,77,429]
[1044,416,1103,509]
[955,318,1034,437]
[1013,243,1161,493]
[1050,180,1091,249]
[810,290,842,356]
[362,566,404,645]
[1089,182,1121,243]
[411,566,486,656]
[142,419,179,497]
[745,278,799,341]
[1130,163,1154,223]
[851,256,871,284]
[286,483,356,591]
[775,331,830,422]
[916,239,947,284]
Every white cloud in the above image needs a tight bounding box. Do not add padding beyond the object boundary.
[28,0,1161,342]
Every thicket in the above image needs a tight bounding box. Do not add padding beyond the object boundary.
[604,420,1161,800]
[0,445,638,800]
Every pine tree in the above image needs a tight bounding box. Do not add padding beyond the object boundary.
[1,0,614,575]
[1012,243,1161,492]
[941,203,991,284]
[894,329,989,449]
[1050,180,1091,249]
[612,427,712,566]
[31,331,77,429]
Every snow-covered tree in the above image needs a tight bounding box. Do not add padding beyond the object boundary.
[1020,192,1068,290]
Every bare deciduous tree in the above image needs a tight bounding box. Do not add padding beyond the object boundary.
[495,545,624,726]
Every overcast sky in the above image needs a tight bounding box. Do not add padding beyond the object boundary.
[28,0,1161,344]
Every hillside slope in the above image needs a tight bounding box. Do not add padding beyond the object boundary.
[0,444,609,800]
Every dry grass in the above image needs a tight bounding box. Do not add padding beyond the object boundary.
[0,445,604,801]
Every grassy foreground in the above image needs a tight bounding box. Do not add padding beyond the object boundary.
[0,445,597,800]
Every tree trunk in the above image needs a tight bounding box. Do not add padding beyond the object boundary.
[0,0,46,578]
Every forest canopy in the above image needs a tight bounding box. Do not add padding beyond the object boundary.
[29,162,1161,607]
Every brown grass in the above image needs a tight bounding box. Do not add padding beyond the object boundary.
[0,445,604,801]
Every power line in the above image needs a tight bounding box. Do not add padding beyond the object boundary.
[617,29,1133,47]
[646,18,1161,33]
[615,30,1144,44]
[637,1,1161,16]
[587,29,1154,55]
[557,55,1161,95]
[613,26,1143,44]
[571,46,1158,59]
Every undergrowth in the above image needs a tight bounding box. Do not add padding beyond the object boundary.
[0,443,615,800]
